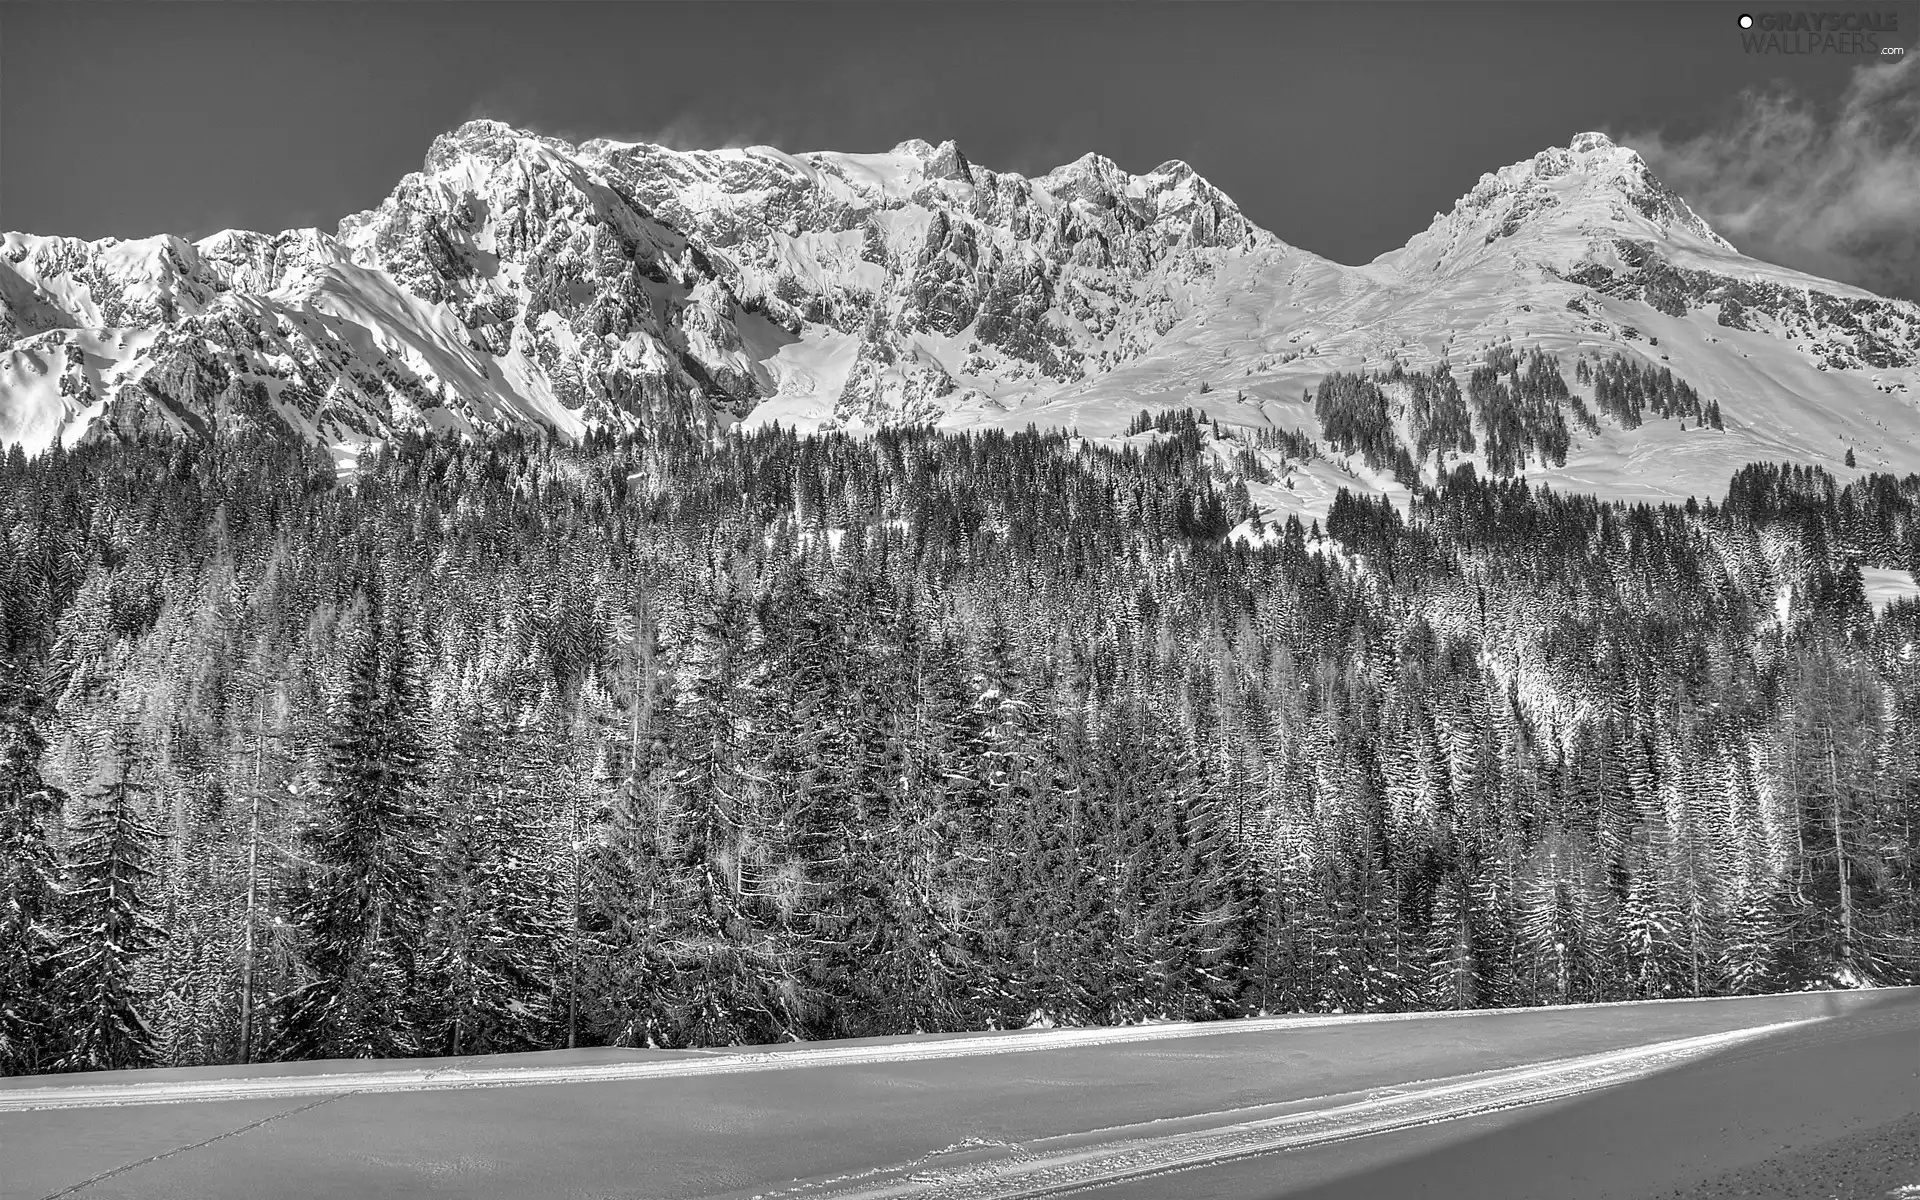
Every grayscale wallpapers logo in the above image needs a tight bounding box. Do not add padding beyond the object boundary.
[1737,11,1906,53]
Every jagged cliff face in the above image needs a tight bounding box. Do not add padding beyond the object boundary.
[3,125,1919,507]
[338,122,1266,425]
[0,120,1266,458]
[0,224,594,453]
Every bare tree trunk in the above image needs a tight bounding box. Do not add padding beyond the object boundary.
[237,790,261,1063]
[568,777,581,1050]
[1828,739,1853,970]
[1454,889,1475,1009]
[236,692,265,1064]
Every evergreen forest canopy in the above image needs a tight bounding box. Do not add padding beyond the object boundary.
[0,403,1917,1076]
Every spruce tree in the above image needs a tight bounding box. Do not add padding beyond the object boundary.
[578,612,676,1048]
[1515,863,1593,1005]
[52,736,166,1072]
[1423,870,1481,1010]
[1620,855,1691,998]
[655,583,799,1047]
[1718,882,1788,995]
[420,683,557,1055]
[274,599,438,1060]
[0,671,65,1075]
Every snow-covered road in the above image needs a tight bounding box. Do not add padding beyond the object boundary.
[4,989,1914,1200]
[733,1020,1816,1200]
[0,997,1806,1113]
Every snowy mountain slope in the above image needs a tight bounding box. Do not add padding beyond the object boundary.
[1,120,1266,463]
[4,124,1918,509]
[997,134,1920,513]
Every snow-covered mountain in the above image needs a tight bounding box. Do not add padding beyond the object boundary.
[4,122,1918,510]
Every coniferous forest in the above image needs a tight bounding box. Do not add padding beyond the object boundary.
[1,415,1917,1077]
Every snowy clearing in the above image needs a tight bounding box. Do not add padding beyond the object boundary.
[1863,567,1920,613]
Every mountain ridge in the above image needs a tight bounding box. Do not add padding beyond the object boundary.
[4,122,1918,514]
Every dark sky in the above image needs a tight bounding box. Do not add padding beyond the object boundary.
[3,1,1915,276]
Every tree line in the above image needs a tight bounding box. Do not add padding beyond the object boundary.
[0,421,1915,1076]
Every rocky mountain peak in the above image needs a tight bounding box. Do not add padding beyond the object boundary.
[420,118,560,175]
[1469,132,1731,250]
[926,140,974,183]
[886,138,974,183]
[0,120,1293,452]
[1384,133,1737,284]
[1039,151,1126,202]
[4,123,1916,497]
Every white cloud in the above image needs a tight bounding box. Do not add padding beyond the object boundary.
[585,113,785,154]
[1619,55,1920,302]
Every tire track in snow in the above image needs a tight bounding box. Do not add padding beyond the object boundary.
[733,1019,1821,1200]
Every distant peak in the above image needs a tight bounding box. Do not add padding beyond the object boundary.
[1058,150,1120,174]
[425,119,528,174]
[1511,133,1646,187]
[891,138,974,182]
[1453,131,1733,250]
[422,119,579,175]
[451,118,523,140]
[932,144,972,183]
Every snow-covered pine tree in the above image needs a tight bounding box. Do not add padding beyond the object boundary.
[0,667,65,1075]
[1587,718,1640,892]
[578,606,676,1049]
[52,730,166,1072]
[654,580,799,1047]
[1465,855,1521,1008]
[1155,695,1253,1020]
[1177,781,1259,1019]
[1422,869,1481,1010]
[970,621,1058,1025]
[1780,646,1887,983]
[975,683,1070,1027]
[420,674,558,1056]
[829,610,981,1036]
[1619,849,1692,998]
[794,572,916,1037]
[1321,826,1410,1013]
[901,629,991,1020]
[1514,841,1596,1006]
[1717,878,1791,994]
[273,595,438,1060]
